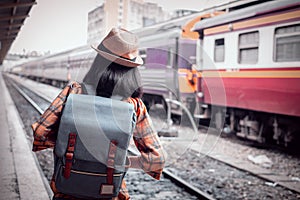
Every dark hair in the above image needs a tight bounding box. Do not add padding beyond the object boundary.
[96,62,143,99]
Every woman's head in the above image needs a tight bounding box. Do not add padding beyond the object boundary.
[96,61,143,98]
[83,27,144,97]
[91,28,143,67]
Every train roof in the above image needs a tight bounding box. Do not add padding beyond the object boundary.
[132,0,264,38]
[193,0,300,31]
[42,45,92,59]
[13,44,92,67]
[133,13,202,38]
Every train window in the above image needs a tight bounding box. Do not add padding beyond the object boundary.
[214,38,225,62]
[274,24,300,62]
[238,31,259,64]
[145,48,170,67]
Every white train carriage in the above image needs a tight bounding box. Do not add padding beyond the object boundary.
[193,0,300,146]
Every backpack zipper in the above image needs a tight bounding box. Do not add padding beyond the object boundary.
[64,167,122,177]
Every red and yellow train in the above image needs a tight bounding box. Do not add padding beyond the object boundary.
[193,0,300,146]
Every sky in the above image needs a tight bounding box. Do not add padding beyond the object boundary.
[9,0,217,55]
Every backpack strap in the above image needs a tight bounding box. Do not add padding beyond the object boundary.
[64,133,77,179]
[100,140,118,195]
[80,82,94,95]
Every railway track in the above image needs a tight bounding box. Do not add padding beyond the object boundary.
[5,74,300,200]
[4,77,54,198]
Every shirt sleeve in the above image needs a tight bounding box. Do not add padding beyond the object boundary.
[31,82,82,151]
[127,98,166,180]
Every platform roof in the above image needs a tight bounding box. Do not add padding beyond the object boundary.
[0,0,36,65]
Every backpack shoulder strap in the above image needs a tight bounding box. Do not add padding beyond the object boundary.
[127,97,140,116]
[80,83,94,95]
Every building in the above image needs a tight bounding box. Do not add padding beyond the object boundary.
[87,0,171,44]
[87,5,106,44]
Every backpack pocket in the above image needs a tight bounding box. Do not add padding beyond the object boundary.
[55,165,123,199]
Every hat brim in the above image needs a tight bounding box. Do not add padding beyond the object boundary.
[91,45,143,67]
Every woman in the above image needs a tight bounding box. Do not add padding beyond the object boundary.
[32,28,165,200]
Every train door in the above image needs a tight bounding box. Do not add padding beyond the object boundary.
[177,38,198,116]
[137,30,182,118]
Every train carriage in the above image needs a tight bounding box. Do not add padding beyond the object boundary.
[133,12,223,120]
[193,0,300,146]
[12,45,94,88]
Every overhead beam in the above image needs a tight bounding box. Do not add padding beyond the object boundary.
[0,23,23,28]
[0,29,20,35]
[0,38,14,42]
[0,15,29,21]
[10,0,19,25]
[0,2,36,9]
[0,35,17,40]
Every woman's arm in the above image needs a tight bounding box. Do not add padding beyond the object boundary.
[127,98,166,180]
[31,82,82,151]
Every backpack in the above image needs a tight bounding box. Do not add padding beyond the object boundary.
[54,93,136,199]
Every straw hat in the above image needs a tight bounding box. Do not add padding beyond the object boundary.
[91,28,143,67]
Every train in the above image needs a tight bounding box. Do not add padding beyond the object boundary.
[10,45,94,88]
[8,0,300,148]
[132,11,225,122]
[193,0,300,147]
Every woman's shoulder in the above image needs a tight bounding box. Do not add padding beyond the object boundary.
[126,97,147,116]
[69,81,81,89]
[65,81,83,94]
[126,97,144,108]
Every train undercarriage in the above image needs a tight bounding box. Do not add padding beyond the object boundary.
[199,105,300,149]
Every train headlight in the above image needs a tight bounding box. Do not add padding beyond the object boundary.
[197,92,203,98]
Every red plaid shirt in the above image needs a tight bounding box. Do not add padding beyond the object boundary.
[32,82,165,200]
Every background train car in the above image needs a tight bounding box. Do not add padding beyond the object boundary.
[132,0,269,121]
[12,45,94,88]
[133,11,223,121]
[193,0,300,147]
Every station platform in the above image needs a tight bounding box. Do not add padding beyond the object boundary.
[0,73,51,200]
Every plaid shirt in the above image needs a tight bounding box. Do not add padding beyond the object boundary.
[32,82,165,200]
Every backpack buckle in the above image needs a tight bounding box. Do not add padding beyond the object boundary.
[64,133,77,179]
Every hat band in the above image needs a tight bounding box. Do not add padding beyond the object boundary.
[99,43,137,62]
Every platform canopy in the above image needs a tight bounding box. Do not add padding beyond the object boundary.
[0,0,36,65]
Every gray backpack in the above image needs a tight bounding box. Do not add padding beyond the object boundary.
[54,94,136,199]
